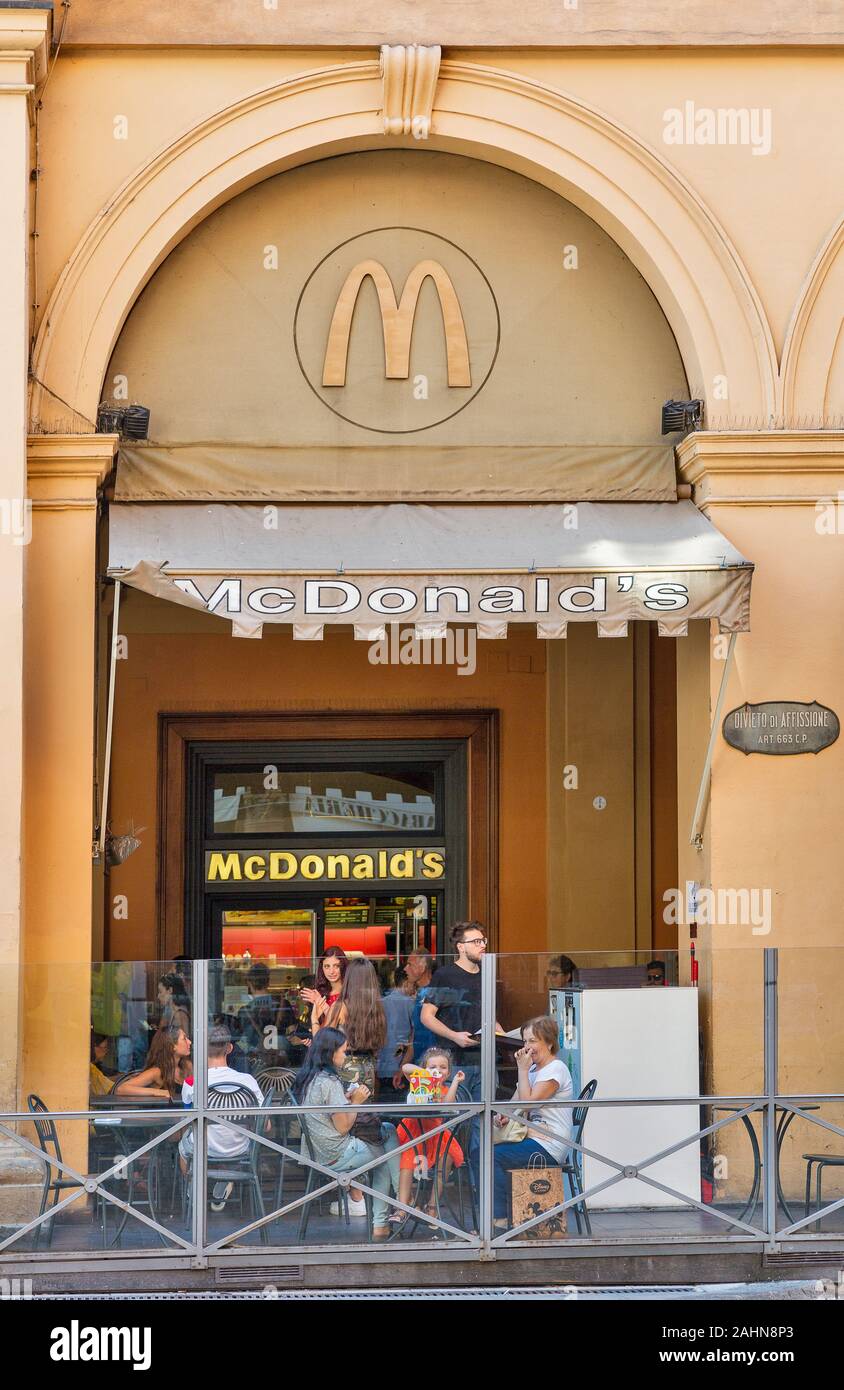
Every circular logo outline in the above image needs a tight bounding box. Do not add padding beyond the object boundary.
[293,226,500,435]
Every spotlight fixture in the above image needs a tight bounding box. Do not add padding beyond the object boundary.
[96,403,122,434]
[661,399,703,435]
[96,402,151,440]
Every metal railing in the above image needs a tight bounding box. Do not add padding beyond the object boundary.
[1,949,843,1270]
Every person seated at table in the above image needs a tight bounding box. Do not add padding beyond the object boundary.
[177,1024,264,1210]
[292,1026,392,1241]
[393,1047,465,1229]
[492,1015,573,1230]
[90,1031,118,1096]
[112,1023,192,1101]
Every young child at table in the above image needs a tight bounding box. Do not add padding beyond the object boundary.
[393,1048,465,1226]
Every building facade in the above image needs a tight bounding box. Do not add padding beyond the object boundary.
[1,2,844,1247]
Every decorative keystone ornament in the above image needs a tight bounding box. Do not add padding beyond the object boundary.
[380,44,441,139]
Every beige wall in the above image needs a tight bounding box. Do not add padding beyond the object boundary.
[678,436,844,1196]
[0,12,50,1219]
[548,626,648,953]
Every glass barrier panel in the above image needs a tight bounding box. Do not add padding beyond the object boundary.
[488,1096,774,1243]
[774,1099,844,1235]
[0,950,795,1257]
[0,1114,191,1256]
[778,948,844,1098]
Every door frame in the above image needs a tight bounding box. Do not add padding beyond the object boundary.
[158,710,498,959]
[193,732,464,960]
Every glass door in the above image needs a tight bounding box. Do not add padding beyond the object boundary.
[216,901,318,975]
[322,892,440,961]
[211,892,441,968]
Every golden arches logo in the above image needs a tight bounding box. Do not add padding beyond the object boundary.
[322,258,471,388]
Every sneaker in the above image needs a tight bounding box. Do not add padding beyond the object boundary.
[210,1181,234,1212]
[329,1196,367,1217]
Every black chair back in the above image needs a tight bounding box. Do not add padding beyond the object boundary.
[572,1079,598,1144]
[441,1082,475,1153]
[27,1095,61,1161]
[255,1067,296,1100]
[108,1069,144,1096]
[206,1083,260,1128]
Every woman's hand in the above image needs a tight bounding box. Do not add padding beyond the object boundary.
[493,1113,508,1129]
[514,1046,532,1071]
[300,987,321,1007]
[349,1084,370,1105]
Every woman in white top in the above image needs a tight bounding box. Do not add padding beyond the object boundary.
[492,1014,573,1228]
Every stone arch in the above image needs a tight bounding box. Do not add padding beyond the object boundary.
[30,59,777,430]
[781,213,844,426]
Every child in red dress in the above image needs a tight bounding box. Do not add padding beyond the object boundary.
[393,1047,465,1227]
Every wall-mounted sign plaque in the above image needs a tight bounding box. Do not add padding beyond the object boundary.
[722,701,839,755]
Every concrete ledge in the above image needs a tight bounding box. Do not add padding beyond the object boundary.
[60,0,844,48]
[4,1248,844,1294]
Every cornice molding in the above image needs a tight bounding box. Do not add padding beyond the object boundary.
[677,431,844,507]
[0,9,51,86]
[27,433,117,500]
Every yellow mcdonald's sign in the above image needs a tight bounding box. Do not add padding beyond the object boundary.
[322,258,471,388]
[205,847,446,883]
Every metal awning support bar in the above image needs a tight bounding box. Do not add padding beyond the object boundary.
[96,578,121,857]
[689,630,737,849]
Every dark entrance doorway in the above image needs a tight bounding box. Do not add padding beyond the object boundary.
[185,736,466,960]
[159,711,498,961]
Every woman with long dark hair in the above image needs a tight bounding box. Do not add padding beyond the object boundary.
[292,1026,391,1239]
[113,1023,191,1100]
[323,958,387,1097]
[300,946,348,1034]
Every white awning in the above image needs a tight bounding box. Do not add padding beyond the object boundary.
[107,501,753,639]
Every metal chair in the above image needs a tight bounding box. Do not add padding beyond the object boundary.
[27,1095,83,1248]
[803,1151,844,1230]
[450,1082,480,1232]
[561,1079,598,1236]
[254,1066,296,1099]
[183,1084,269,1244]
[255,1069,297,1217]
[295,1094,373,1242]
[392,1082,477,1240]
